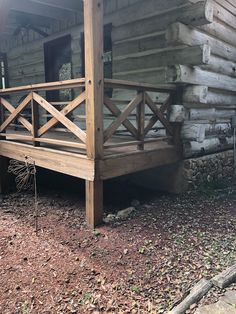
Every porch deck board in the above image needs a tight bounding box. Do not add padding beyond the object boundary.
[2,128,172,155]
[0,129,180,181]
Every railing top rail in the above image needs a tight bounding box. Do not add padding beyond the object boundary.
[0,78,86,95]
[104,79,177,93]
[0,78,176,96]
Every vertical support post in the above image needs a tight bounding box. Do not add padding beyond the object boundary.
[0,98,6,140]
[84,0,104,228]
[234,127,236,175]
[86,179,103,229]
[31,93,40,147]
[0,99,9,196]
[0,156,9,197]
[137,91,145,150]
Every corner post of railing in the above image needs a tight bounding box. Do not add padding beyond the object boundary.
[84,0,104,228]
[31,92,40,147]
[136,89,145,150]
[0,96,6,141]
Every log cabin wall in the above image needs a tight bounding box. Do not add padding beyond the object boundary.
[111,0,236,160]
[111,0,236,189]
[0,0,236,188]
[167,0,236,160]
[110,0,236,187]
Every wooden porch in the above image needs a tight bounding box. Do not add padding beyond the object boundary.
[0,0,181,228]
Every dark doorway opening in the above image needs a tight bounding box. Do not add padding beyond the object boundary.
[44,35,72,102]
[0,53,9,89]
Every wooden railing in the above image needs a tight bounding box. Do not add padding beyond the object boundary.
[0,78,177,156]
[0,79,87,150]
[103,79,177,151]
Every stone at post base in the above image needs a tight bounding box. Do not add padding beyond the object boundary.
[116,207,135,220]
[126,150,234,194]
[184,150,234,189]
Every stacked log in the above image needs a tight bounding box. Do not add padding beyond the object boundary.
[111,0,214,137]
[112,0,213,83]
[166,0,236,157]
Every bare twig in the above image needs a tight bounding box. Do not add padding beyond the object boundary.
[8,156,39,234]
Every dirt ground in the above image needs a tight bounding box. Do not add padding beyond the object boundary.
[0,179,236,314]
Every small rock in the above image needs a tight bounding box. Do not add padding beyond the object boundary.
[143,204,153,210]
[123,249,128,255]
[103,214,116,224]
[190,303,197,310]
[116,207,135,220]
[131,199,140,208]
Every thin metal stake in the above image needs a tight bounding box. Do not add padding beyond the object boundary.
[234,127,236,175]
[33,161,39,235]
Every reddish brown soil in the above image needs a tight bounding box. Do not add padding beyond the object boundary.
[0,186,236,314]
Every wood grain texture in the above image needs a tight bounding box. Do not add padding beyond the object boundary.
[84,0,104,159]
[212,264,236,289]
[0,93,33,132]
[104,93,142,142]
[86,180,103,228]
[168,279,213,314]
[0,97,33,133]
[0,79,85,95]
[0,140,95,180]
[38,92,86,137]
[99,144,180,180]
[33,93,86,143]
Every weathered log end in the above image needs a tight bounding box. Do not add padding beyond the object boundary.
[183,85,208,104]
[202,44,211,64]
[205,0,214,24]
[212,264,236,289]
[180,0,214,26]
[168,279,213,314]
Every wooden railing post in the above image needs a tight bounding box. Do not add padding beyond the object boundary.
[84,0,104,159]
[84,0,104,228]
[31,93,40,147]
[136,91,145,150]
[0,98,6,140]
